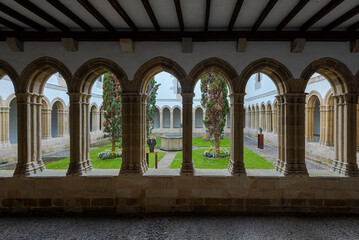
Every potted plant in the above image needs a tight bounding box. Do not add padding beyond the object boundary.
[147,136,157,152]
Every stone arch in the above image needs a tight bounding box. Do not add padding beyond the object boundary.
[50,97,66,110]
[51,100,65,138]
[20,57,73,94]
[238,58,293,94]
[41,96,51,109]
[154,106,160,129]
[300,58,354,94]
[0,59,20,92]
[324,89,334,105]
[266,101,272,111]
[133,57,187,93]
[73,58,128,94]
[89,103,98,132]
[307,91,323,107]
[4,93,16,107]
[188,57,238,94]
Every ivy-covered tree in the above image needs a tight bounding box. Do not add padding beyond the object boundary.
[146,77,160,137]
[200,73,230,151]
[102,73,122,152]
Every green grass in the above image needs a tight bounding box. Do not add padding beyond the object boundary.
[170,148,274,169]
[46,144,165,169]
[192,137,231,147]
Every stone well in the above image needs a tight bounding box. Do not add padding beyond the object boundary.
[160,134,182,151]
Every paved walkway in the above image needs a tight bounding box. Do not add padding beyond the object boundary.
[0,215,358,239]
[158,152,177,169]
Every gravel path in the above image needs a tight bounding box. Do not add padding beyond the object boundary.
[0,215,358,239]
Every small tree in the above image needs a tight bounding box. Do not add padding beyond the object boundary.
[201,73,230,151]
[146,77,160,137]
[102,73,122,152]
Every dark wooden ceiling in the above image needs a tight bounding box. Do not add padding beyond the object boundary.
[0,0,358,42]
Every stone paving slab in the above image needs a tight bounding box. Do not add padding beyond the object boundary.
[1,216,359,239]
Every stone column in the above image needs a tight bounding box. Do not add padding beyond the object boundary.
[159,109,163,129]
[92,110,100,132]
[170,109,173,129]
[246,110,251,129]
[324,105,334,146]
[332,94,359,176]
[251,110,255,129]
[255,110,259,130]
[228,93,246,176]
[275,95,285,172]
[41,108,51,139]
[266,110,272,132]
[100,109,105,131]
[67,93,92,175]
[260,109,266,131]
[35,95,45,171]
[282,93,308,175]
[319,105,325,144]
[14,93,44,176]
[63,109,69,136]
[357,104,359,151]
[305,106,315,142]
[181,93,195,176]
[0,106,10,145]
[272,108,277,134]
[120,93,147,175]
[57,109,66,137]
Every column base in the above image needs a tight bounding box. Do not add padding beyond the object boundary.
[228,159,246,176]
[180,162,194,176]
[13,161,44,176]
[37,158,45,171]
[275,159,284,172]
[66,159,93,176]
[119,161,146,175]
[332,160,359,177]
[283,162,308,176]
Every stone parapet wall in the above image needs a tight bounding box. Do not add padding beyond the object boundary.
[0,174,358,213]
[153,128,231,137]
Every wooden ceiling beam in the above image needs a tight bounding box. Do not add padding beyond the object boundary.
[228,0,244,31]
[15,0,68,32]
[47,0,91,32]
[141,0,160,31]
[252,0,278,31]
[0,17,24,31]
[300,0,344,31]
[77,0,114,32]
[348,21,359,31]
[324,4,359,31]
[276,0,309,31]
[108,0,137,31]
[1,31,359,42]
[174,0,184,32]
[0,2,45,31]
[205,0,211,31]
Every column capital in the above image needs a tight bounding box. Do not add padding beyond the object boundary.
[281,93,307,104]
[120,92,143,103]
[334,93,358,104]
[68,92,87,103]
[181,92,195,102]
[229,92,246,104]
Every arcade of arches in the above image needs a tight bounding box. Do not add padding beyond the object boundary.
[1,54,359,213]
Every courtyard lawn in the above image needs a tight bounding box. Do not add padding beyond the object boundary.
[46,144,165,169]
[192,137,231,147]
[170,148,274,169]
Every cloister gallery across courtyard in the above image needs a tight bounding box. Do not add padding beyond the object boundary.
[1,0,359,215]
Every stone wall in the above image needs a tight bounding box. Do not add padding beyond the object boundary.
[0,174,358,213]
